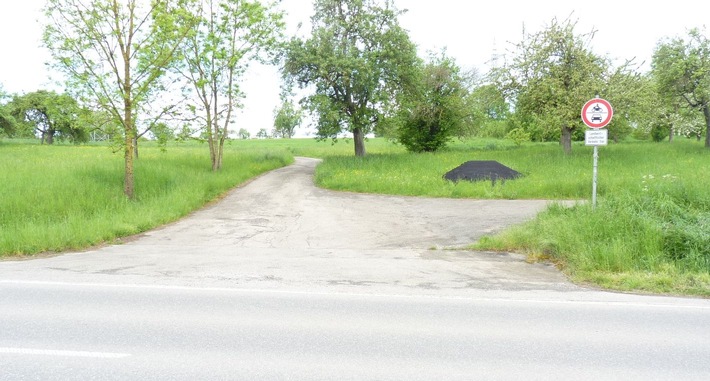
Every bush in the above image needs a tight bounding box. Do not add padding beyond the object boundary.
[650,123,670,142]
[477,120,509,139]
[397,54,467,152]
[505,128,531,146]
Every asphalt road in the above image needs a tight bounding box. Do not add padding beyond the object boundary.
[2,281,709,381]
[1,157,709,380]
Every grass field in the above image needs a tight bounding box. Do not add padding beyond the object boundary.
[2,136,709,296]
[0,140,292,255]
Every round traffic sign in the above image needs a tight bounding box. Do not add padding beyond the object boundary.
[581,98,613,128]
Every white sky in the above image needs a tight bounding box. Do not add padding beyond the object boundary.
[1,0,708,136]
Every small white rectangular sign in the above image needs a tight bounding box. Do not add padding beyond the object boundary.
[585,129,608,146]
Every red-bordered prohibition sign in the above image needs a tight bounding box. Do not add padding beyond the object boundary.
[581,98,613,128]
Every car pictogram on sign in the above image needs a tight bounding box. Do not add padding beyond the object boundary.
[581,98,613,128]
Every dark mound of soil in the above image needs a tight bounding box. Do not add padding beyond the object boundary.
[444,161,522,183]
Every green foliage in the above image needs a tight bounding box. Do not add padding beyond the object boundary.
[273,98,302,138]
[495,17,606,152]
[650,120,670,142]
[467,83,510,136]
[151,122,174,150]
[5,90,88,144]
[0,142,292,256]
[256,128,270,139]
[43,0,198,197]
[397,54,468,152]
[505,128,531,146]
[600,67,656,142]
[283,0,419,156]
[179,0,285,170]
[0,103,17,137]
[476,120,509,139]
[494,17,648,152]
[652,27,710,148]
[238,128,251,139]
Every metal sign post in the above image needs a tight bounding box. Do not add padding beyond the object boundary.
[592,145,599,209]
[582,98,613,210]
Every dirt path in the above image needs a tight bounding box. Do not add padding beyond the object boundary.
[0,157,580,295]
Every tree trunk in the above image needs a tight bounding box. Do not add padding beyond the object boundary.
[215,136,225,171]
[560,126,572,155]
[669,125,674,143]
[703,104,710,148]
[46,129,54,145]
[123,94,134,199]
[124,128,135,199]
[353,128,366,157]
[133,136,139,159]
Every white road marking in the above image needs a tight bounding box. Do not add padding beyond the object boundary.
[2,279,709,310]
[0,347,130,359]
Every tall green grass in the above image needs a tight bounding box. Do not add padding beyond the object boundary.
[314,140,709,199]
[315,142,593,199]
[0,142,292,256]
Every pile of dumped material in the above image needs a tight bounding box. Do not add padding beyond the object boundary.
[444,161,522,183]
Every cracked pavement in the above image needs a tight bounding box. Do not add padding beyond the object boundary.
[0,157,581,296]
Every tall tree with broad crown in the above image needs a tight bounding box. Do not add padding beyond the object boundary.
[43,0,197,198]
[495,18,607,154]
[653,27,710,148]
[7,90,88,144]
[283,0,418,156]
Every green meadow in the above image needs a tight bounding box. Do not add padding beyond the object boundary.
[0,140,291,255]
[1,137,709,296]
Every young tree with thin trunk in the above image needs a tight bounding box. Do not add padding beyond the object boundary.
[283,0,417,157]
[273,97,301,138]
[43,0,196,198]
[179,0,284,171]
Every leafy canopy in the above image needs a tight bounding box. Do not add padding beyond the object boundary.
[652,27,710,148]
[283,0,418,156]
[495,18,607,152]
[397,53,469,152]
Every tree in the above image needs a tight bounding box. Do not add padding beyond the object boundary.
[0,107,16,137]
[397,54,469,152]
[44,0,197,198]
[283,0,418,156]
[237,127,250,139]
[272,98,301,138]
[0,86,15,137]
[179,0,284,171]
[256,127,269,139]
[463,83,511,138]
[6,90,88,144]
[652,28,710,148]
[495,18,606,153]
[601,65,654,142]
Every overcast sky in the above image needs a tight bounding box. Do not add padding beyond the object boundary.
[1,0,708,136]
